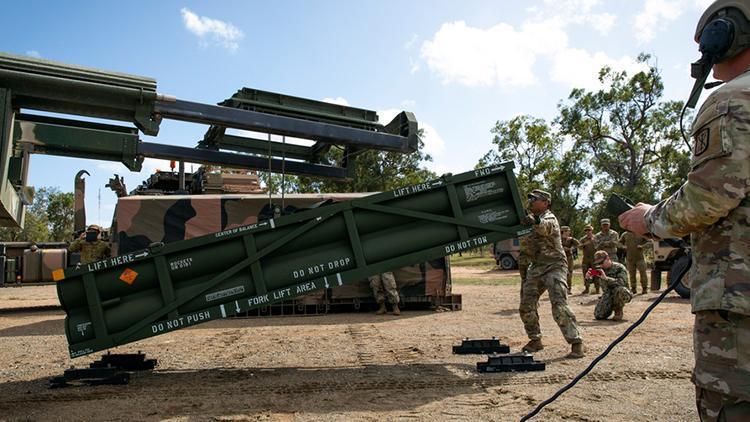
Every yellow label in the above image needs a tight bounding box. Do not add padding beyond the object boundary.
[52,268,65,282]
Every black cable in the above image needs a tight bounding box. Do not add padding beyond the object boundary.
[520,275,684,421]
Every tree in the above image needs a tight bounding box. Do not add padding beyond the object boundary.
[557,53,690,204]
[478,115,590,232]
[0,187,75,242]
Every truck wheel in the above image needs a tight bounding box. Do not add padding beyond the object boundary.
[669,254,691,299]
[651,270,661,290]
[499,255,516,270]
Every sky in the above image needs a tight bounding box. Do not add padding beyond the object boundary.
[1,0,716,227]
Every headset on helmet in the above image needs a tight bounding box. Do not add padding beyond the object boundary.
[687,1,750,108]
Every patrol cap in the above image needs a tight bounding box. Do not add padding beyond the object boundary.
[593,250,609,265]
[560,225,571,231]
[527,189,551,203]
[584,225,594,231]
[86,224,102,232]
[600,218,610,225]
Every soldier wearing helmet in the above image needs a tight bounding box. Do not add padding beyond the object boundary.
[69,224,111,264]
[620,1,750,418]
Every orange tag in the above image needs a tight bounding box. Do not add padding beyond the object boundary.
[119,268,138,285]
[52,268,65,281]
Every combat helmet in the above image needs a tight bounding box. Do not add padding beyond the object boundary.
[695,1,750,62]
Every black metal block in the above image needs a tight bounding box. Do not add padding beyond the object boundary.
[453,338,510,355]
[90,352,157,371]
[477,352,546,373]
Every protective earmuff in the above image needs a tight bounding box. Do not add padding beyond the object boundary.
[698,17,736,65]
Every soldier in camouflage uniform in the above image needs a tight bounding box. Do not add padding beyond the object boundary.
[517,235,535,299]
[620,231,649,294]
[594,218,621,263]
[560,226,580,294]
[519,189,584,359]
[68,224,111,264]
[620,1,750,418]
[588,251,632,321]
[369,271,400,315]
[578,225,599,294]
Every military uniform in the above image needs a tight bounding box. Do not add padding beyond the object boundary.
[560,227,580,294]
[620,231,649,293]
[594,227,621,263]
[69,238,111,264]
[578,228,599,294]
[593,262,633,320]
[519,209,582,346]
[645,68,750,415]
[518,236,535,299]
[369,271,400,307]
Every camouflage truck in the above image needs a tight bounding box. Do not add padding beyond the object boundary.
[491,238,521,269]
[108,169,459,313]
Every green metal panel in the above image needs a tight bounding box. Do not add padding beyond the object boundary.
[0,88,25,227]
[57,164,528,358]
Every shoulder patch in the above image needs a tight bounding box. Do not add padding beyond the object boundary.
[693,127,709,156]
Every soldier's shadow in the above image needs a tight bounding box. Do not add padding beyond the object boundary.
[577,319,629,327]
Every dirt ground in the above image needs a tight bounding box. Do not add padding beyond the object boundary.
[0,268,696,421]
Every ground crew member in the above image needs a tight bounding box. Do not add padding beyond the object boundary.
[518,235,535,299]
[560,226,580,294]
[578,225,599,294]
[518,189,584,359]
[620,1,750,418]
[369,271,400,316]
[68,224,110,264]
[620,231,649,294]
[594,218,620,263]
[587,251,632,321]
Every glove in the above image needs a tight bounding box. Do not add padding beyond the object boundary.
[521,214,539,226]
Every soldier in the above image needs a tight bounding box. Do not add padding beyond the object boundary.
[578,224,599,294]
[620,231,649,294]
[560,226,580,294]
[369,271,400,316]
[519,189,584,358]
[619,1,750,418]
[594,218,621,263]
[517,235,535,299]
[587,251,632,321]
[68,224,111,264]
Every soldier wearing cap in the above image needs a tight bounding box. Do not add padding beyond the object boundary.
[594,218,621,263]
[518,189,584,359]
[619,1,750,418]
[69,224,111,264]
[578,224,599,294]
[619,230,650,294]
[560,226,580,294]
[587,251,632,321]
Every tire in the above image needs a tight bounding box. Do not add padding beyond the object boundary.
[499,255,517,270]
[668,253,692,299]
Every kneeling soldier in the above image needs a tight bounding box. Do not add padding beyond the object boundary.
[588,250,632,321]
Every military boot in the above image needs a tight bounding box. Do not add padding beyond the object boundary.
[522,339,544,353]
[391,304,401,316]
[582,285,590,295]
[613,308,624,321]
[375,303,387,315]
[567,342,585,359]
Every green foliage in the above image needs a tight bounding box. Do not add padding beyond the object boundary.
[0,187,75,242]
[557,54,691,205]
[260,129,437,194]
[478,115,591,233]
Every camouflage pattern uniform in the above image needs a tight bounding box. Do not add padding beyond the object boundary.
[368,272,399,306]
[644,68,750,416]
[620,231,649,293]
[560,227,580,293]
[594,227,621,263]
[578,227,599,293]
[518,236,536,299]
[519,210,582,345]
[593,262,633,320]
[69,238,111,264]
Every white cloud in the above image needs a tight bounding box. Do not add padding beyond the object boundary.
[25,50,41,58]
[404,34,419,50]
[633,0,682,44]
[409,58,420,74]
[401,99,416,108]
[322,97,350,106]
[421,20,567,87]
[550,49,647,90]
[419,0,626,89]
[419,122,446,158]
[180,8,244,52]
